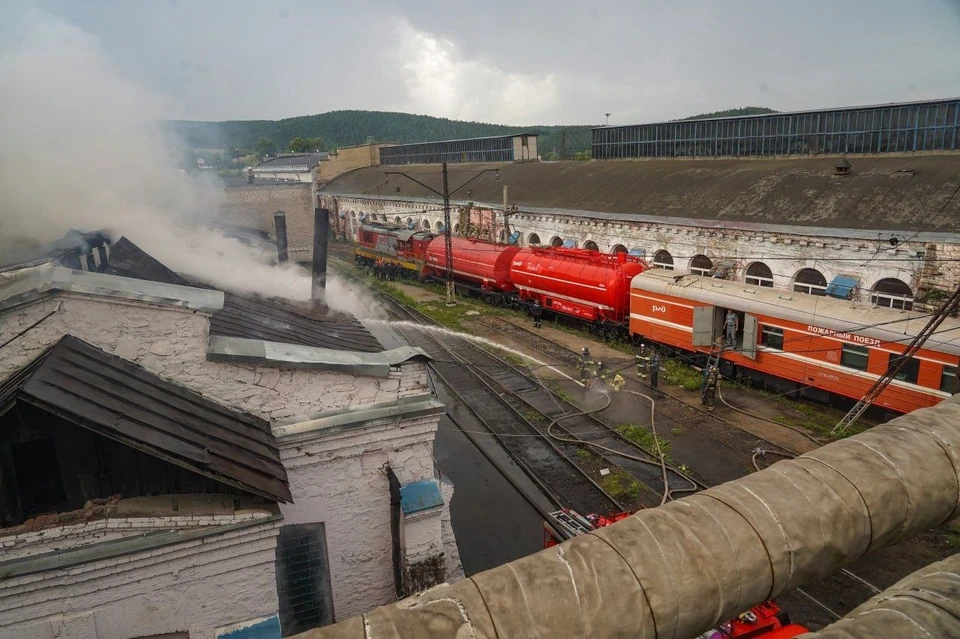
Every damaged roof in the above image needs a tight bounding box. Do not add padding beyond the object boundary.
[108,236,385,353]
[322,155,960,233]
[0,335,291,502]
[210,293,384,353]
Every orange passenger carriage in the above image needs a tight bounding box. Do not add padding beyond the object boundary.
[629,271,960,415]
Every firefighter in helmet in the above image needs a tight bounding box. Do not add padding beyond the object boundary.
[578,347,593,382]
[702,365,720,411]
[635,342,649,379]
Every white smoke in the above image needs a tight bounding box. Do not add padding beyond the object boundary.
[0,10,368,316]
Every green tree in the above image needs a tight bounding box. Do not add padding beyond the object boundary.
[254,136,276,156]
[288,137,307,153]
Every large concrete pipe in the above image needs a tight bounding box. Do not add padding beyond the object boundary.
[297,396,960,639]
[802,552,960,638]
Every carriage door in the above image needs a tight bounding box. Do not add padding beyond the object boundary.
[692,306,715,347]
[741,314,758,360]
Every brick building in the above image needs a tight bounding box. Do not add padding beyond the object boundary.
[0,236,458,638]
[318,154,960,309]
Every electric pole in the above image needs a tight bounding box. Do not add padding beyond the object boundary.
[384,163,500,306]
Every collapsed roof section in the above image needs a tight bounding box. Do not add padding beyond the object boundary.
[0,335,292,503]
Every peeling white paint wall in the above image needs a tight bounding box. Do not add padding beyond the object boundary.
[0,292,456,632]
[0,518,281,639]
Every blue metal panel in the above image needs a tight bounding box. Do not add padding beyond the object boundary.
[401,480,444,515]
[562,239,577,248]
[217,616,282,639]
[825,276,859,300]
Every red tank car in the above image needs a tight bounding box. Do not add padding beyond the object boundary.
[423,236,521,292]
[509,248,648,334]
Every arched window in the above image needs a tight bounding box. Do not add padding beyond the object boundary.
[871,278,914,310]
[611,245,628,255]
[453,224,460,234]
[653,250,674,270]
[549,236,564,248]
[350,210,356,218]
[406,217,413,225]
[528,233,541,245]
[745,262,773,287]
[394,216,401,224]
[690,254,713,276]
[436,222,445,233]
[583,240,599,251]
[422,220,431,230]
[793,268,827,296]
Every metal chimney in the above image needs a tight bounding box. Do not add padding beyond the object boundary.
[312,207,330,301]
[274,212,289,263]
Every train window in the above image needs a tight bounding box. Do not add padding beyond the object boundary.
[760,326,783,350]
[840,344,869,371]
[940,366,957,394]
[887,353,920,384]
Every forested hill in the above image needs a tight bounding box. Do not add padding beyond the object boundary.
[165,110,594,157]
[164,106,777,158]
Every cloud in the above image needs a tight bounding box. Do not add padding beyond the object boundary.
[392,19,561,124]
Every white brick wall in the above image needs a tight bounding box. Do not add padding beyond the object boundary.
[0,520,281,639]
[0,296,429,421]
[330,194,951,299]
[1,512,272,562]
[274,411,449,620]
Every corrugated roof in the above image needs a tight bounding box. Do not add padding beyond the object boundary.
[100,237,385,353]
[323,156,960,232]
[103,237,189,286]
[210,294,385,353]
[0,335,291,502]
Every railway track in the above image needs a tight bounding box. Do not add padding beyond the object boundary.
[334,261,702,509]
[332,244,890,632]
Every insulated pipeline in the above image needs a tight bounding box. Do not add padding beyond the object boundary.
[295,395,960,639]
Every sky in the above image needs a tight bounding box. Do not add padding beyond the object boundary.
[3,0,960,125]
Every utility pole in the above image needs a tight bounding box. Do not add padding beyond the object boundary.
[385,163,500,306]
[441,162,454,304]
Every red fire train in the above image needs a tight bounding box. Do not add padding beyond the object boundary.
[355,222,648,336]
[629,270,960,414]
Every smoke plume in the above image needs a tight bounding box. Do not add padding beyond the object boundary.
[0,11,369,317]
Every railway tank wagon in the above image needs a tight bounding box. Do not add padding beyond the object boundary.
[511,248,648,337]
[422,236,521,298]
[629,270,960,414]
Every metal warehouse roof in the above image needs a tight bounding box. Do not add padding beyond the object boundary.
[0,335,292,502]
[322,155,960,233]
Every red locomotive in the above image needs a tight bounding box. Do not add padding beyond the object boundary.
[354,222,649,336]
[629,270,960,415]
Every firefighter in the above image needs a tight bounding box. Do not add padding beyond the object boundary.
[702,366,720,411]
[724,309,738,348]
[532,300,543,328]
[596,361,607,384]
[635,343,649,379]
[373,260,381,280]
[577,347,593,382]
[611,371,626,392]
[649,350,662,390]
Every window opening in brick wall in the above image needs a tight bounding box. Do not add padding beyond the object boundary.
[653,250,674,270]
[275,523,335,635]
[745,261,774,287]
[690,254,713,276]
